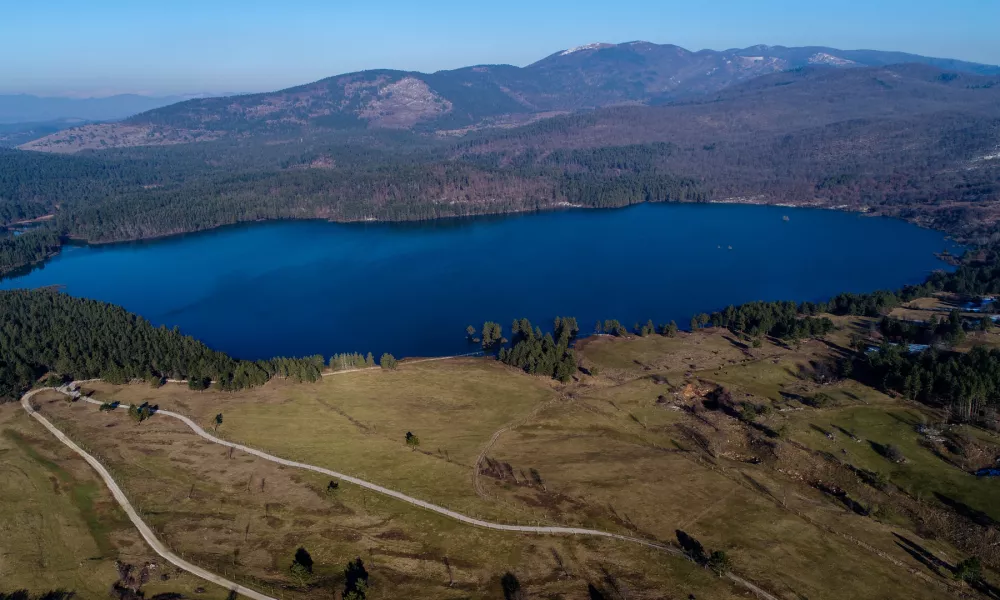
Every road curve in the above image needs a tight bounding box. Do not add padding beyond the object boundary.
[20,388,277,600]
[26,384,779,600]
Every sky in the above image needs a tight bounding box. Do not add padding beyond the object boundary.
[2,0,997,97]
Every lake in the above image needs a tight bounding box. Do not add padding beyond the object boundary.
[1,204,962,360]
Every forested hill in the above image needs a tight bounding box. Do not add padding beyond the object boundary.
[19,42,1000,153]
[1,65,999,277]
[0,289,327,401]
[457,65,1000,236]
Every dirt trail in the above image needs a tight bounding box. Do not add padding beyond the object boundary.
[20,387,276,600]
[23,383,780,600]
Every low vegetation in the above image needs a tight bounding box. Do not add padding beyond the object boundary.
[8,223,1000,598]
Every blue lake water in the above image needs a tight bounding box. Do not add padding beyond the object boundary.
[1,204,962,360]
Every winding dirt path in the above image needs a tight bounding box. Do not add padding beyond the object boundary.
[22,383,779,600]
[20,388,276,600]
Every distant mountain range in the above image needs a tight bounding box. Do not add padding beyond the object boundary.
[20,42,1000,153]
[0,93,200,124]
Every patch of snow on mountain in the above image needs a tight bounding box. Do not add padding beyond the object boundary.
[967,146,1000,169]
[808,52,856,66]
[560,43,610,56]
[978,149,1000,162]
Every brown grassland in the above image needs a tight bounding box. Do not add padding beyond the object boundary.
[4,316,1000,599]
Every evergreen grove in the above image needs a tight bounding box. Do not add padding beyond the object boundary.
[0,289,391,401]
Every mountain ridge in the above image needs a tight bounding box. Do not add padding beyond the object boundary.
[20,41,1000,153]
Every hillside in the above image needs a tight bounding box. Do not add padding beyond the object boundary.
[2,64,999,277]
[7,245,1000,599]
[20,42,1000,153]
[10,285,1000,598]
[458,64,1000,236]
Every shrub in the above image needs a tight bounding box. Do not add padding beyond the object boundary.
[804,393,834,408]
[740,402,759,422]
[882,444,905,463]
[955,556,982,582]
[708,550,732,575]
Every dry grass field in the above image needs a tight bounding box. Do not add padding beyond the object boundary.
[7,322,1000,599]
[25,384,732,600]
[0,392,233,599]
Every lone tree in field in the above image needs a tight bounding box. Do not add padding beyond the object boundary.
[289,547,314,587]
[214,413,223,431]
[343,557,370,600]
[405,431,420,450]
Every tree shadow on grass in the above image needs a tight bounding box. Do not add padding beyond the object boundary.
[893,532,953,577]
[935,492,996,527]
[722,335,750,351]
[831,424,861,441]
[886,411,919,427]
[809,423,832,437]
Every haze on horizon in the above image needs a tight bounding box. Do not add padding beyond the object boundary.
[1,0,997,98]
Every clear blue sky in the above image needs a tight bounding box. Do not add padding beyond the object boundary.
[2,0,996,96]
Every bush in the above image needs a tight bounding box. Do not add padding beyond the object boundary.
[379,353,398,370]
[708,550,731,575]
[804,393,834,408]
[42,374,64,387]
[740,402,759,422]
[955,556,982,582]
[872,442,905,463]
[883,443,905,463]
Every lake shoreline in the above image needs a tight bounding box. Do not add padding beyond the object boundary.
[47,195,960,254]
[2,196,962,286]
[2,202,961,362]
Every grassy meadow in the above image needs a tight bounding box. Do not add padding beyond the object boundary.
[7,319,1000,599]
